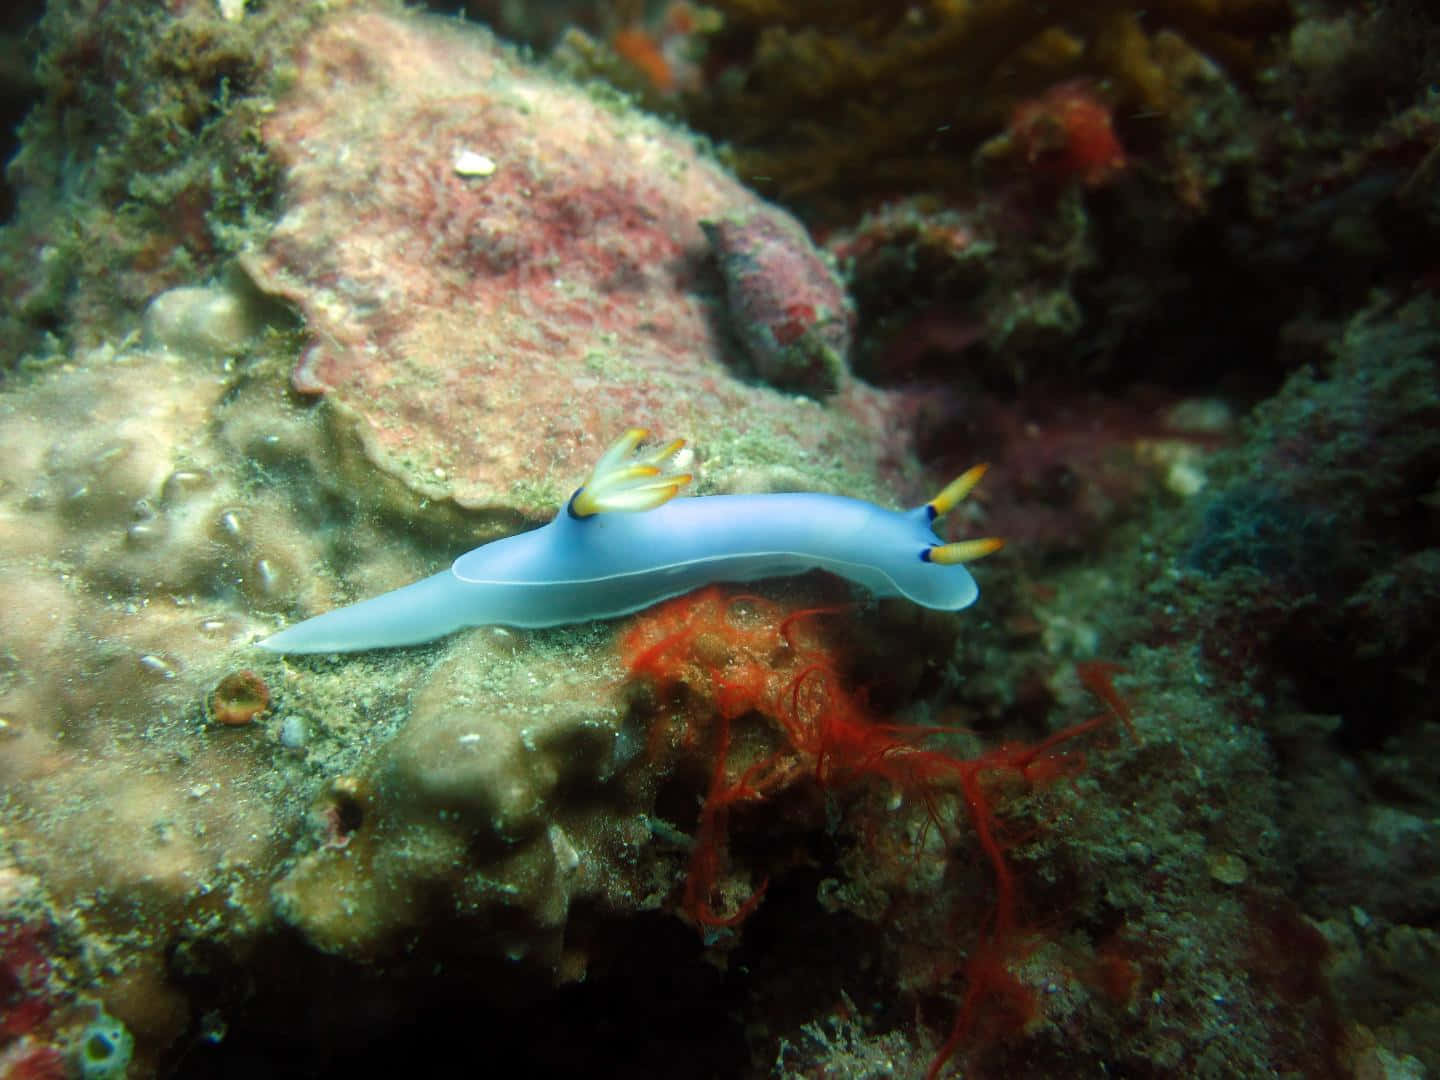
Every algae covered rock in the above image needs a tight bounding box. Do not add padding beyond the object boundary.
[243,9,902,517]
[271,637,657,976]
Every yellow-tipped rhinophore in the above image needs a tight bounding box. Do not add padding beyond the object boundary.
[927,463,990,519]
[924,537,1005,565]
[571,428,692,517]
[922,463,1002,564]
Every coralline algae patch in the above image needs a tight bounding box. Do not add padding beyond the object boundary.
[702,210,854,397]
[243,10,895,515]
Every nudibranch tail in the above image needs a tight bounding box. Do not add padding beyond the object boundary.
[571,427,692,517]
[257,571,469,653]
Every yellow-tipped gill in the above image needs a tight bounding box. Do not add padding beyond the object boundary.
[571,428,692,517]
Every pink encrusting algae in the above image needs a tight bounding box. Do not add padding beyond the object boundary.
[243,12,902,515]
[703,208,854,396]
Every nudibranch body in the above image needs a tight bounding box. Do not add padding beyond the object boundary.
[258,430,1001,654]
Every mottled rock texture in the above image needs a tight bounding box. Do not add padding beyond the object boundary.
[244,11,901,516]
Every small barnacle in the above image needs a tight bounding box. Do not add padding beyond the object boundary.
[249,557,283,596]
[208,669,270,726]
[138,653,180,679]
[213,507,245,542]
[161,467,214,506]
[125,517,169,549]
[319,775,370,847]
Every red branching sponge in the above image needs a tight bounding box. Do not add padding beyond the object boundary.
[618,586,1134,1071]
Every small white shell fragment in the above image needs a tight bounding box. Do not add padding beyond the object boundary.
[453,149,497,178]
[217,0,245,21]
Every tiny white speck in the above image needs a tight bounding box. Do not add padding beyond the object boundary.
[1166,460,1207,498]
[457,733,482,746]
[454,150,497,177]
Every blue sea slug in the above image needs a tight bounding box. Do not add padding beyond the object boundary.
[258,429,1001,654]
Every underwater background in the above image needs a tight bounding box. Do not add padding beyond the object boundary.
[1,1,1438,1077]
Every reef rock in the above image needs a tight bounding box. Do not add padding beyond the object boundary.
[244,10,905,515]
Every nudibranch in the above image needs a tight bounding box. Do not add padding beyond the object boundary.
[258,429,1001,654]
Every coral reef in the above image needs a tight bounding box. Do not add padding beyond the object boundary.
[0,0,1438,1076]
[0,13,946,1070]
